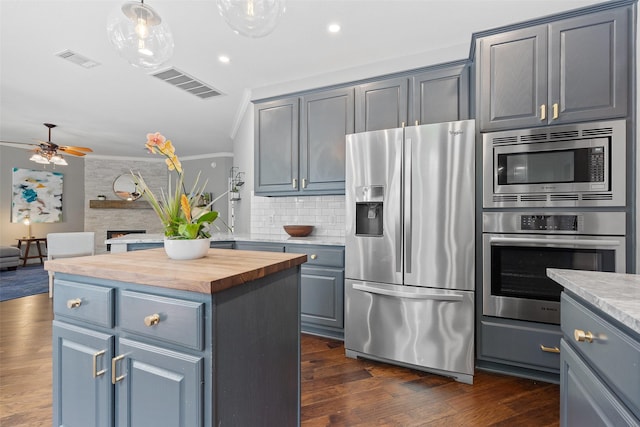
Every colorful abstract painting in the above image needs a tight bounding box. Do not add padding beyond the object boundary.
[12,168,63,223]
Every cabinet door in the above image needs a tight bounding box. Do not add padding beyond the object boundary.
[478,26,548,131]
[116,338,203,427]
[52,321,114,427]
[300,266,344,329]
[300,87,354,193]
[411,64,469,125]
[549,8,629,124]
[255,97,299,194]
[355,77,409,132]
[560,339,639,427]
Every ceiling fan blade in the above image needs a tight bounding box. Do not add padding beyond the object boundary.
[0,140,40,147]
[61,145,93,152]
[59,148,87,156]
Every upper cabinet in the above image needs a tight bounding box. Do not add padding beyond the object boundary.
[478,7,629,132]
[255,88,354,196]
[411,64,470,125]
[355,77,409,132]
[355,64,469,132]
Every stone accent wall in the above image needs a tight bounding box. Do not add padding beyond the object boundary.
[250,194,345,238]
[84,158,167,253]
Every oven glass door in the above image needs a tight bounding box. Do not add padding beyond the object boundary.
[491,245,616,302]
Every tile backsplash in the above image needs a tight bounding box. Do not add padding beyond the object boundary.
[250,194,345,237]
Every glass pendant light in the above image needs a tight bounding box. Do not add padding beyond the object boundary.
[217,0,287,38]
[107,1,174,69]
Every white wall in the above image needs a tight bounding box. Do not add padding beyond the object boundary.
[231,105,254,234]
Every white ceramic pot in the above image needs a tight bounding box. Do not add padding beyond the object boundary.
[163,238,210,260]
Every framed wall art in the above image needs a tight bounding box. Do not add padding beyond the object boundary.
[12,167,63,223]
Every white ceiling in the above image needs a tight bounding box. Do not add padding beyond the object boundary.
[0,0,604,159]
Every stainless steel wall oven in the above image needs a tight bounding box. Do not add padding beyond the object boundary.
[483,119,626,208]
[482,212,626,324]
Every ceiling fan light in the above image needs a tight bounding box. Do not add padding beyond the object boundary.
[107,1,174,69]
[50,155,68,166]
[217,0,287,38]
[30,153,50,164]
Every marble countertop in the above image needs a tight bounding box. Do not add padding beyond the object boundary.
[106,233,345,247]
[547,268,640,335]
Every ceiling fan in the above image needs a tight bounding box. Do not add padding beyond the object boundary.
[1,123,93,166]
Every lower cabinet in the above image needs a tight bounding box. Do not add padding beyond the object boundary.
[285,244,345,340]
[52,279,207,427]
[560,292,640,426]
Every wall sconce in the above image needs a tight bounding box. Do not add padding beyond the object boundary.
[217,0,287,38]
[229,167,245,201]
[107,0,174,69]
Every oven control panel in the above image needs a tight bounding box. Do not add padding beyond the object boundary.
[520,215,579,231]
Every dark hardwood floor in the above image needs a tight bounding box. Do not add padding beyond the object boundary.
[0,293,560,426]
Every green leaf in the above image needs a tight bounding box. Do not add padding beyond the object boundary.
[196,211,218,224]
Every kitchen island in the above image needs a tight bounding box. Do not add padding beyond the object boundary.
[46,248,307,427]
[548,269,640,426]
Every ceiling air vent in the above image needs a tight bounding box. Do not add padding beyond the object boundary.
[151,67,223,99]
[55,49,100,69]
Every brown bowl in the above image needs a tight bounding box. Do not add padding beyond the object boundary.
[283,225,314,237]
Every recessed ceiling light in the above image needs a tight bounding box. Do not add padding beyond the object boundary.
[328,23,341,34]
[218,55,230,64]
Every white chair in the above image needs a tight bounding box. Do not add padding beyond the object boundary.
[47,232,95,298]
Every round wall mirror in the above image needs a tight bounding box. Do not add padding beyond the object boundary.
[113,174,143,201]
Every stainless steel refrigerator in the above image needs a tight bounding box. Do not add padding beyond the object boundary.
[345,120,475,384]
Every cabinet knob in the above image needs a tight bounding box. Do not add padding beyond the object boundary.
[310,254,317,260]
[66,298,82,309]
[144,313,161,327]
[574,329,594,343]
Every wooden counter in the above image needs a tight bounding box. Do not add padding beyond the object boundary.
[45,247,307,294]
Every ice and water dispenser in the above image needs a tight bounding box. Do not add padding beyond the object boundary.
[355,185,384,236]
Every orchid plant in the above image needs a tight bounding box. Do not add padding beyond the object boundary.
[132,132,221,240]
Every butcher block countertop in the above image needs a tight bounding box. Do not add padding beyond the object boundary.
[45,248,307,294]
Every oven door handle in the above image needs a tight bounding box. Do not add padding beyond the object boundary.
[352,283,464,301]
[489,237,622,247]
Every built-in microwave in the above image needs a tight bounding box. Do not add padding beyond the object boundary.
[483,120,626,208]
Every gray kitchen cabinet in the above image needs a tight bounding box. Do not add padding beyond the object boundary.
[300,87,354,193]
[355,76,409,132]
[560,292,640,426]
[411,64,470,126]
[254,97,300,195]
[478,7,629,131]
[234,241,285,252]
[477,316,563,383]
[286,244,345,340]
[52,279,204,427]
[255,88,353,196]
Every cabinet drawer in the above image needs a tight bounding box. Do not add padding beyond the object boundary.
[561,293,640,417]
[235,242,285,252]
[286,245,344,268]
[53,280,114,328]
[120,291,205,351]
[481,319,562,370]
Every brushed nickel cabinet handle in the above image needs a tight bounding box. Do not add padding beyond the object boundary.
[302,178,307,189]
[574,329,594,343]
[67,298,82,309]
[540,344,560,354]
[111,354,125,384]
[292,178,297,189]
[144,313,160,327]
[93,350,106,378]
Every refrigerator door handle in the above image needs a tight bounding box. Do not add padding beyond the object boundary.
[404,137,412,274]
[352,283,464,302]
